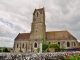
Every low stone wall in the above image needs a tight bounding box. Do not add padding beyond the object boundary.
[0,51,80,60]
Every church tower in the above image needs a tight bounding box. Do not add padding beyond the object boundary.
[30,8,46,40]
[14,7,78,53]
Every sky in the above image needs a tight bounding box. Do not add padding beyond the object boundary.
[0,0,80,47]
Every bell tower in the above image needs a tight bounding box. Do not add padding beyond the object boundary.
[30,7,46,41]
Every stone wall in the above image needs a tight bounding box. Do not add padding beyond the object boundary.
[0,51,80,60]
[46,40,79,49]
[14,41,30,52]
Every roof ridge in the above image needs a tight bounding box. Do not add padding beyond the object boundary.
[67,31,77,40]
[46,30,68,32]
[15,33,30,40]
[19,33,30,34]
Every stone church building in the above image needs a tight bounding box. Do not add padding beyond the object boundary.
[14,8,79,52]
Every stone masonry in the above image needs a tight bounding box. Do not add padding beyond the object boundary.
[14,7,79,52]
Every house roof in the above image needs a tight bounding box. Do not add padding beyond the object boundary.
[15,30,77,41]
[33,8,44,15]
[46,30,77,40]
[15,33,30,41]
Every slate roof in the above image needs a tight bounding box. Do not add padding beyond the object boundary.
[15,30,77,41]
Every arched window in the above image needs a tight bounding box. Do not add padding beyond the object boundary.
[37,12,38,17]
[74,42,76,46]
[22,43,24,48]
[49,42,50,44]
[17,44,18,48]
[58,42,60,46]
[34,43,37,48]
[72,42,76,46]
[67,42,70,47]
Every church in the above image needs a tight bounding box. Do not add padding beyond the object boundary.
[13,8,79,52]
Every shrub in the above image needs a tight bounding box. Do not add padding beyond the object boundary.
[37,47,40,52]
[42,38,61,52]
[3,47,8,52]
[42,42,61,52]
[0,49,2,52]
[19,50,23,52]
[48,43,60,52]
[49,43,59,48]
[63,51,80,60]
[60,48,64,52]
[42,44,48,52]
[42,37,45,44]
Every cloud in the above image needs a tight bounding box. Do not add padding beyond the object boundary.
[0,18,13,28]
[0,0,80,47]
[0,37,13,47]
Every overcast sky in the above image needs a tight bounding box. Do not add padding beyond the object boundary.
[0,0,80,47]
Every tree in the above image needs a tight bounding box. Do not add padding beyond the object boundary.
[0,49,2,52]
[42,42,61,52]
[42,37,45,44]
[42,44,48,52]
[48,43,60,52]
[3,47,8,52]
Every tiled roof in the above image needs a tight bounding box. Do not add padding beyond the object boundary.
[33,8,44,15]
[15,30,77,41]
[15,33,30,41]
[46,30,77,40]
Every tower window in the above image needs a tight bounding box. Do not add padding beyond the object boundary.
[58,42,60,46]
[67,42,70,47]
[37,12,38,17]
[34,43,37,48]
